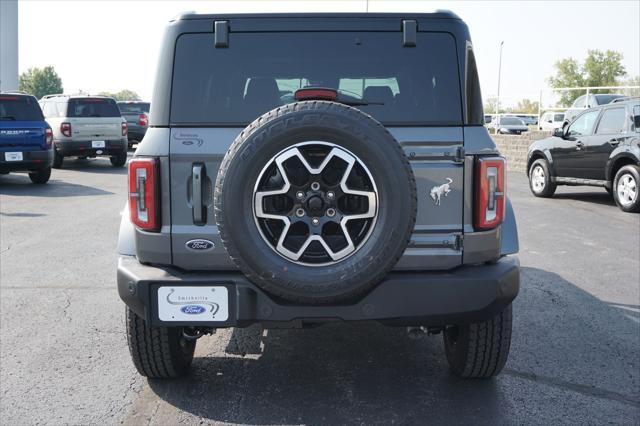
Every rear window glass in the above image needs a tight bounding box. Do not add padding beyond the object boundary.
[0,96,43,121]
[500,117,523,125]
[171,32,462,126]
[595,94,623,105]
[67,98,120,118]
[554,113,564,121]
[118,102,150,114]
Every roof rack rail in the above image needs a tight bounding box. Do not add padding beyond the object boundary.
[0,90,30,95]
[41,93,68,99]
[612,96,639,103]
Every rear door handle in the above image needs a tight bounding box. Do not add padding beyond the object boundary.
[192,163,206,225]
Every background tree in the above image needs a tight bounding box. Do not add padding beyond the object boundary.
[98,89,141,101]
[483,97,506,114]
[18,66,63,99]
[509,99,539,114]
[548,50,626,107]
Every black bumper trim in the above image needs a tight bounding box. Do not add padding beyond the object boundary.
[55,140,126,157]
[0,149,53,172]
[118,256,520,327]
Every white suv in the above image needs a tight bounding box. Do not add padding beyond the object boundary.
[39,95,128,168]
[538,111,565,131]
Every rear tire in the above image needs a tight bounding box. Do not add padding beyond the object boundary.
[28,167,51,184]
[613,165,640,213]
[528,159,556,198]
[52,149,64,169]
[443,304,512,379]
[110,151,127,167]
[125,308,196,378]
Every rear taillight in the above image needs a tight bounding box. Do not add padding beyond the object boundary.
[122,122,128,136]
[128,158,159,231]
[138,114,148,127]
[45,128,53,146]
[60,122,71,137]
[474,157,506,230]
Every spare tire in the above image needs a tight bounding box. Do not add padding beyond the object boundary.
[214,101,416,304]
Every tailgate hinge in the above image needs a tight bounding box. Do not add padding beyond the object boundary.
[454,234,463,251]
[454,146,465,163]
[402,20,417,47]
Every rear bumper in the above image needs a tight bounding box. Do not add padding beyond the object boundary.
[117,255,520,327]
[127,125,147,142]
[55,139,126,157]
[0,149,53,172]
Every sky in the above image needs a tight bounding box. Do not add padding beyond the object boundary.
[17,0,640,108]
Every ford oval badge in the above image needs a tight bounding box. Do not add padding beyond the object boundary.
[186,239,215,251]
[181,305,206,314]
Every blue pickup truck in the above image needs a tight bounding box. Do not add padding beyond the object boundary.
[0,93,53,184]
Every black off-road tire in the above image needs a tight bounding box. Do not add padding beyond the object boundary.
[52,149,64,169]
[528,158,556,198]
[110,150,127,167]
[443,304,512,379]
[613,165,640,213]
[125,308,196,379]
[28,167,51,184]
[214,101,417,304]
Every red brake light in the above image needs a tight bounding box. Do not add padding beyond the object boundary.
[0,96,19,100]
[128,158,159,231]
[294,88,338,101]
[60,122,71,137]
[45,128,53,146]
[122,122,128,136]
[138,113,148,127]
[474,157,506,230]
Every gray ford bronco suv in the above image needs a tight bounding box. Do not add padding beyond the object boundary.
[118,12,520,379]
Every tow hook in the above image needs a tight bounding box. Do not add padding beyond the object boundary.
[407,326,443,339]
[182,327,215,341]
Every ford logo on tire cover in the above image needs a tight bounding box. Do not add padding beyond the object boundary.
[180,305,206,314]
[185,239,215,251]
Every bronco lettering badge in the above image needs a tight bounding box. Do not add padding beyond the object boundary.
[185,239,215,251]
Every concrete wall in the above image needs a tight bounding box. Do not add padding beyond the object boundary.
[0,0,19,92]
[491,131,550,173]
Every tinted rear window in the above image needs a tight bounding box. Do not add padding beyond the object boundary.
[171,32,462,126]
[67,98,120,118]
[118,102,150,114]
[554,113,564,121]
[0,96,43,121]
[595,94,624,105]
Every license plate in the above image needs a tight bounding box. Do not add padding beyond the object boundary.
[4,152,23,162]
[157,286,229,322]
[92,140,105,148]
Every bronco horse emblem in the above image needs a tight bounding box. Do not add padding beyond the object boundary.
[430,178,453,206]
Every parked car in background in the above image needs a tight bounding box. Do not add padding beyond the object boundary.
[0,92,53,183]
[513,114,537,126]
[117,101,150,148]
[564,93,626,124]
[484,114,493,124]
[539,111,565,131]
[494,116,529,134]
[527,99,640,212]
[40,95,128,168]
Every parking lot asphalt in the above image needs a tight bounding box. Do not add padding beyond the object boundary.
[1,154,639,425]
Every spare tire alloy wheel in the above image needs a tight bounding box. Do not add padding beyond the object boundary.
[254,142,377,265]
[215,102,417,304]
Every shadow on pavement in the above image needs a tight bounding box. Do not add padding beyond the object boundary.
[137,267,639,424]
[0,176,113,197]
[552,190,616,207]
[57,158,128,175]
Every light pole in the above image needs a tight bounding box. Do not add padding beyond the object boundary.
[495,41,504,120]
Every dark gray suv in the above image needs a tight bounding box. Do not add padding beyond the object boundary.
[117,12,520,379]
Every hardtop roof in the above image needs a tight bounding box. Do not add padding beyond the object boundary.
[172,11,461,21]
